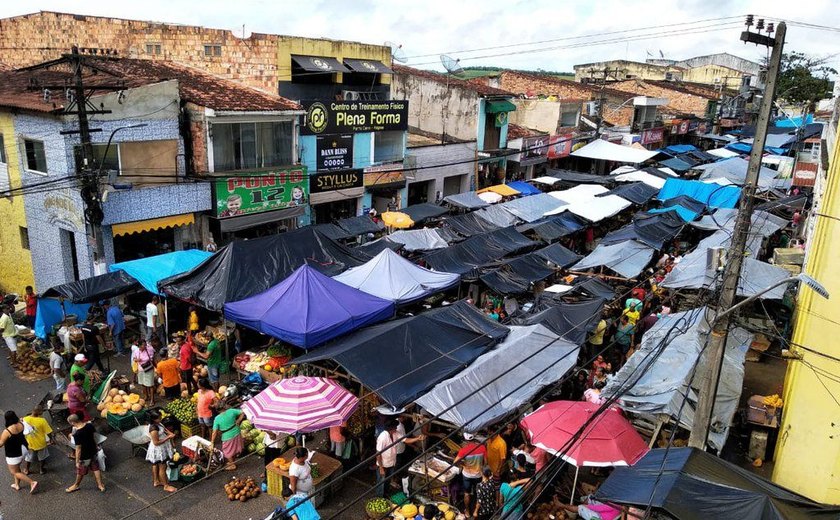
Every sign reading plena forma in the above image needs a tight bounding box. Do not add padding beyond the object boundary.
[214,166,308,218]
[302,100,408,135]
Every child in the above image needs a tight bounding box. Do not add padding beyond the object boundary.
[22,405,52,474]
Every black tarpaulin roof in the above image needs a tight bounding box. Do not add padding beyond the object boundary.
[547,169,615,185]
[424,227,540,277]
[534,243,583,268]
[528,213,587,242]
[512,297,605,345]
[571,276,616,300]
[443,212,502,238]
[353,238,403,258]
[598,182,659,205]
[756,193,808,215]
[401,203,449,224]
[479,254,556,295]
[336,215,383,236]
[43,270,141,303]
[294,301,509,407]
[160,227,366,310]
[601,212,684,250]
[311,223,353,241]
[595,448,840,520]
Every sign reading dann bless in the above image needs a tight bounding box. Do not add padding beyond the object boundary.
[302,100,409,135]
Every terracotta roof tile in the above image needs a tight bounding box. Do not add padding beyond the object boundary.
[507,124,546,139]
[0,57,301,113]
[392,64,514,97]
[500,70,633,99]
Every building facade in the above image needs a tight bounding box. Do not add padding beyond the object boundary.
[0,113,35,293]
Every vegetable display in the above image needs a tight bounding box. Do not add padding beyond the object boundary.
[165,398,197,424]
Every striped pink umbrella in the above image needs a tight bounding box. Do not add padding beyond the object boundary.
[241,376,358,433]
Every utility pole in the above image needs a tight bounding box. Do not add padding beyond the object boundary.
[689,18,786,449]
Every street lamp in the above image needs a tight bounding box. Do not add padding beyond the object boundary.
[713,273,829,323]
[96,123,148,178]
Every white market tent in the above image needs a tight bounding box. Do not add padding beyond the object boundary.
[548,184,610,204]
[387,229,448,252]
[333,248,460,304]
[612,169,666,189]
[707,147,740,159]
[564,195,632,222]
[571,139,659,163]
[499,193,567,222]
[532,176,563,186]
[415,325,578,430]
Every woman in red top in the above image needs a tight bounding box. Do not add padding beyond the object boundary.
[24,286,37,329]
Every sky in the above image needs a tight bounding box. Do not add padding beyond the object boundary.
[2,1,839,73]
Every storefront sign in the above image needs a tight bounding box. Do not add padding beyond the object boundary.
[43,190,85,232]
[363,163,405,188]
[520,135,549,166]
[214,167,308,218]
[316,134,354,171]
[641,127,664,145]
[679,120,690,134]
[302,100,409,135]
[688,120,700,132]
[310,169,363,194]
[793,163,817,187]
[695,122,709,135]
[547,134,573,159]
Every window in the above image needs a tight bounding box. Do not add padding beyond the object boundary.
[74,143,120,173]
[560,110,579,127]
[145,43,162,55]
[665,72,674,81]
[373,131,404,163]
[204,44,222,57]
[212,121,294,171]
[0,134,6,163]
[23,139,47,173]
[19,227,29,250]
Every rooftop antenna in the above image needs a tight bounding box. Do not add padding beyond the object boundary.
[440,54,463,75]
[385,41,407,63]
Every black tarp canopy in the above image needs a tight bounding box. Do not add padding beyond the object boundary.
[479,254,556,295]
[547,169,614,185]
[424,227,540,277]
[401,203,448,224]
[311,223,353,241]
[661,194,708,215]
[160,227,366,310]
[523,213,587,242]
[512,297,605,345]
[443,212,502,238]
[43,270,141,304]
[756,193,809,216]
[353,238,403,258]
[598,182,659,205]
[571,276,616,300]
[533,243,583,268]
[595,448,840,520]
[336,215,383,236]
[294,301,509,407]
[601,212,684,250]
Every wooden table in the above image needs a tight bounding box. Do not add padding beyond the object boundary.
[266,448,343,508]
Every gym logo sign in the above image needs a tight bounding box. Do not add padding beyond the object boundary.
[309,57,333,71]
[306,102,329,134]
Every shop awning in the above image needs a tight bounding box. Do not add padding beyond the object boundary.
[111,213,195,237]
[571,240,655,279]
[443,191,489,210]
[485,99,516,114]
[424,227,539,277]
[401,202,448,224]
[415,325,577,430]
[506,181,542,196]
[571,139,660,163]
[333,248,460,304]
[291,54,350,73]
[342,58,393,74]
[443,212,502,238]
[217,206,305,233]
[478,184,520,197]
[479,254,556,295]
[43,270,141,303]
[595,447,840,520]
[294,301,509,408]
[223,265,395,349]
[110,249,213,295]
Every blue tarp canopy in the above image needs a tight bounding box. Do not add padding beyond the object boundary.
[774,113,813,128]
[34,298,91,339]
[649,194,710,222]
[333,249,460,304]
[659,157,693,172]
[661,144,697,155]
[224,265,395,349]
[726,142,786,155]
[110,249,213,295]
[506,181,542,196]
[658,178,741,209]
[294,301,508,407]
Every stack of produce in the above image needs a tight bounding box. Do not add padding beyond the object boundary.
[243,352,271,373]
[180,463,200,477]
[763,394,784,408]
[233,352,251,371]
[365,498,392,518]
[224,476,260,502]
[241,419,274,456]
[14,347,51,377]
[97,389,145,418]
[527,495,571,519]
[165,398,197,425]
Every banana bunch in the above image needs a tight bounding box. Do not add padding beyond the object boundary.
[763,394,783,408]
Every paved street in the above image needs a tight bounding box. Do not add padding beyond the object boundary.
[0,353,370,520]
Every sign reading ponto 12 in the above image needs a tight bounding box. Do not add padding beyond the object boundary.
[302,100,408,135]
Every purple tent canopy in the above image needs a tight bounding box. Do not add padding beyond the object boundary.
[223,265,395,349]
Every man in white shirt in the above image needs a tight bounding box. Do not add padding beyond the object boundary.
[49,341,67,392]
[375,419,399,497]
[145,296,159,343]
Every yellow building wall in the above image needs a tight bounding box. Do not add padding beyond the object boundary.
[772,132,840,503]
[681,64,744,88]
[0,114,35,293]
[277,36,392,85]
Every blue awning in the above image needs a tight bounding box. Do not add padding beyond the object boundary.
[110,249,213,295]
[657,178,741,209]
[506,181,542,196]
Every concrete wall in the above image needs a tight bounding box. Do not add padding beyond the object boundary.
[610,80,713,118]
[391,72,481,143]
[276,35,391,85]
[675,53,761,76]
[573,60,678,82]
[406,141,475,199]
[681,64,745,88]
[0,114,35,293]
[773,133,840,504]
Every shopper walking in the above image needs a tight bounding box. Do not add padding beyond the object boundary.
[0,411,37,493]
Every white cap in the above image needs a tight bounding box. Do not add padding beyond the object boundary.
[375,405,405,416]
[463,432,475,441]
[74,353,87,362]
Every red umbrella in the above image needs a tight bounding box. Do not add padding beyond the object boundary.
[520,400,649,467]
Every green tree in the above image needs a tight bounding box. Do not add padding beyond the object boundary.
[775,52,836,108]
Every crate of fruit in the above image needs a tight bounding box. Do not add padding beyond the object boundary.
[180,422,200,439]
[179,463,204,483]
[106,410,147,431]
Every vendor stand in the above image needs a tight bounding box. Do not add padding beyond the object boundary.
[266,448,343,507]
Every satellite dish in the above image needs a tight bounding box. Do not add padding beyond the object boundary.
[385,41,407,63]
[440,54,463,75]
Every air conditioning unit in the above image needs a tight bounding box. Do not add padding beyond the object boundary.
[342,90,361,100]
